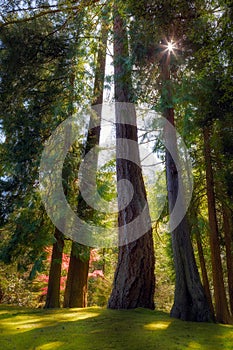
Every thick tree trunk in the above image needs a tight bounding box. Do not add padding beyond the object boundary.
[160,52,212,322]
[194,217,215,318]
[215,149,233,316]
[169,219,212,321]
[215,152,233,316]
[203,125,231,323]
[44,228,64,308]
[222,203,233,316]
[166,150,212,321]
[63,18,108,308]
[108,5,155,310]
[108,119,155,309]
[63,243,89,307]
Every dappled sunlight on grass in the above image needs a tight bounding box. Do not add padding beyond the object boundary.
[1,314,54,333]
[0,310,9,315]
[1,314,58,334]
[214,327,233,342]
[52,311,100,322]
[35,341,65,349]
[0,309,100,335]
[188,341,202,349]
[144,321,170,330]
[0,306,233,350]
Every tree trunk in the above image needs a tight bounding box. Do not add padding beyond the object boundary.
[215,144,233,317]
[194,217,215,318]
[108,4,155,310]
[63,243,90,307]
[222,204,233,316]
[160,51,212,322]
[215,145,233,317]
[44,228,64,308]
[203,125,231,323]
[63,17,108,308]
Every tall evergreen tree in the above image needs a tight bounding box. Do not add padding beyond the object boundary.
[108,2,155,310]
[125,0,214,321]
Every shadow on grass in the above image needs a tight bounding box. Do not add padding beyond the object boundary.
[0,306,232,350]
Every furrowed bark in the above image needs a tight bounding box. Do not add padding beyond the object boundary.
[160,49,213,322]
[108,3,155,310]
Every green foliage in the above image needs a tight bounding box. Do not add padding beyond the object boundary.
[88,247,117,307]
[154,230,175,312]
[0,191,53,271]
[88,276,112,306]
[72,243,90,262]
[0,13,84,277]
[0,262,36,306]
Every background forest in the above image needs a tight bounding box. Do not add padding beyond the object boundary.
[0,0,232,327]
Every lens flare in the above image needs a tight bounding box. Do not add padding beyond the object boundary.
[167,42,175,52]
[159,39,177,59]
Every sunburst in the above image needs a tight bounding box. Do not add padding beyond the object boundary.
[160,39,178,59]
[167,41,176,53]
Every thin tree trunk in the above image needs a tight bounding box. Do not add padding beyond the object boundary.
[203,125,231,323]
[44,228,64,308]
[44,104,74,309]
[160,50,212,322]
[108,4,155,310]
[63,17,108,308]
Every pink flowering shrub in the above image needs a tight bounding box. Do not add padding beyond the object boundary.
[37,247,105,300]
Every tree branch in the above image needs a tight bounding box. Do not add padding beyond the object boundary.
[0,0,102,28]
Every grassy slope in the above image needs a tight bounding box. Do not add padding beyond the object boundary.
[0,305,232,350]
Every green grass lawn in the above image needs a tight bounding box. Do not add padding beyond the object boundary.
[0,305,232,350]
